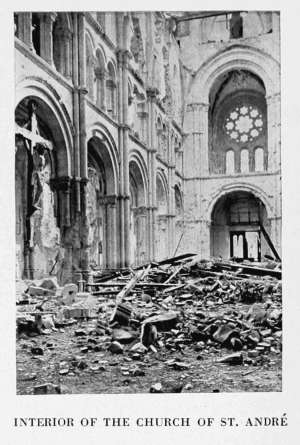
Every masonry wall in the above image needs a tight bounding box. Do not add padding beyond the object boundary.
[14,11,281,283]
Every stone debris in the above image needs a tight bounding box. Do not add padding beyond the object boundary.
[16,257,282,394]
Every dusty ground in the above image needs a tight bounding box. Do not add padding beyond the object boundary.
[16,302,282,395]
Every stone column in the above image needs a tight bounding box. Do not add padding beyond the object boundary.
[266,93,281,258]
[40,12,57,65]
[78,13,89,276]
[146,87,159,261]
[105,197,117,268]
[117,49,131,267]
[72,13,81,214]
[17,12,33,49]
[168,127,176,255]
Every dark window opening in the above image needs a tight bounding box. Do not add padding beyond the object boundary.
[14,13,19,37]
[32,13,41,55]
[230,12,243,39]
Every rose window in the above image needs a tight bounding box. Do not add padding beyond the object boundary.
[224,105,263,143]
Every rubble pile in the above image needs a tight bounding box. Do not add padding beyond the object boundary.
[16,254,282,394]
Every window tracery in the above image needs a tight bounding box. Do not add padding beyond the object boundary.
[224,105,264,143]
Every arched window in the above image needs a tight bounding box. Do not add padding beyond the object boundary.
[230,12,243,39]
[95,49,106,109]
[53,14,72,78]
[85,36,95,100]
[255,147,264,172]
[32,13,41,55]
[240,148,249,173]
[106,62,116,118]
[226,150,235,174]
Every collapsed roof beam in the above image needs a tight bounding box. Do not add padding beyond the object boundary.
[174,11,246,23]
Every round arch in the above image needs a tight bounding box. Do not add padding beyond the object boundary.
[129,151,149,198]
[129,155,148,266]
[86,123,119,193]
[207,182,274,222]
[156,170,169,208]
[209,188,271,261]
[15,79,73,177]
[187,44,280,105]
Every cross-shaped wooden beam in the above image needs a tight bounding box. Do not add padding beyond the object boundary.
[15,106,53,153]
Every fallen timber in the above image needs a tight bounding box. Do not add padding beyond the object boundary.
[16,254,282,395]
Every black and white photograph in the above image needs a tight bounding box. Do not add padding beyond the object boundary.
[14,10,282,395]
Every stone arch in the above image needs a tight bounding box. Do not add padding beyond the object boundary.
[207,182,274,222]
[15,78,73,177]
[15,86,73,280]
[86,124,119,195]
[209,188,272,261]
[187,44,280,105]
[209,68,267,175]
[129,154,148,265]
[155,171,169,261]
[129,150,149,201]
[156,170,169,209]
[86,130,118,269]
[95,47,106,109]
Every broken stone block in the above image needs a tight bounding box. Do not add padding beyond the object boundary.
[218,352,243,365]
[132,368,146,377]
[190,328,208,342]
[63,307,91,319]
[142,293,152,303]
[40,277,59,291]
[149,382,163,393]
[74,329,87,337]
[248,350,259,358]
[109,341,124,354]
[213,324,240,346]
[141,323,158,347]
[31,346,44,355]
[172,361,190,371]
[143,311,178,332]
[16,280,29,301]
[28,285,55,297]
[112,328,137,344]
[130,342,148,353]
[247,330,261,346]
[230,337,243,351]
[33,383,60,395]
[110,303,132,326]
[62,283,78,305]
[41,314,55,330]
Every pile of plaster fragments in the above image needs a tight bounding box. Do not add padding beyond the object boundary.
[16,253,282,393]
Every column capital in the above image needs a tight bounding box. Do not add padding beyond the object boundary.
[116,48,131,67]
[98,194,118,205]
[146,87,159,100]
[50,176,71,191]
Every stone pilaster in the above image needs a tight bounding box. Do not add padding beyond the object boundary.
[40,12,57,65]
